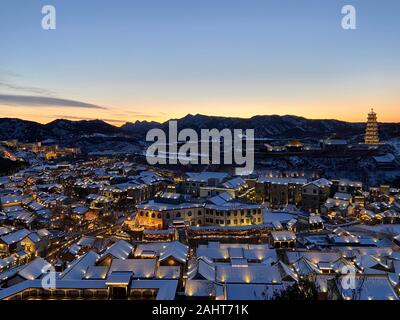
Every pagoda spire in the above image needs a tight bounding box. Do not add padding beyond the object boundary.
[364,108,379,144]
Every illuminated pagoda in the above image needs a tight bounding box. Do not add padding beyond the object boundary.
[364,108,379,144]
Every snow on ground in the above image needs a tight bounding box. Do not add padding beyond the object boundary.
[263,210,298,223]
[388,138,400,157]
[348,224,400,236]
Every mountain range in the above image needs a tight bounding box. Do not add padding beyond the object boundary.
[1,114,400,152]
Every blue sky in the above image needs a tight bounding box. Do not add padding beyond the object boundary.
[0,0,399,124]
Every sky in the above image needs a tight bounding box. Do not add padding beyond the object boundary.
[0,0,399,126]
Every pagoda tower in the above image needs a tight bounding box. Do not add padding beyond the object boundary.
[364,108,379,144]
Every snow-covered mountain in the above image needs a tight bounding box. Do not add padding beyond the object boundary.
[1,115,399,152]
[122,114,400,141]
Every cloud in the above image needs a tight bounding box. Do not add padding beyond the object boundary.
[0,81,55,96]
[114,111,161,119]
[0,70,21,78]
[52,115,125,124]
[113,110,171,119]
[0,94,107,110]
[0,70,55,96]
